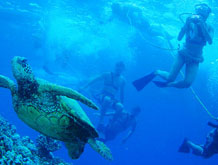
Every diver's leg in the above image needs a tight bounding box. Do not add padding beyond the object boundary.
[156,54,185,82]
[185,62,199,85]
[167,62,199,88]
[133,54,185,90]
[179,139,203,156]
[187,141,204,156]
[98,96,111,131]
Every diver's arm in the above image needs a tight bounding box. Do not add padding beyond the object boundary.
[83,74,105,89]
[120,86,124,104]
[208,27,214,44]
[120,79,125,103]
[177,17,190,41]
[105,112,116,116]
[121,121,136,144]
[177,26,186,41]
[94,112,115,117]
[199,22,213,45]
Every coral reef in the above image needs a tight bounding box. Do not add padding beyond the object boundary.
[0,115,71,165]
[36,134,61,159]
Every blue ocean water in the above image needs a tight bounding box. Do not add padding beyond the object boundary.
[0,0,218,164]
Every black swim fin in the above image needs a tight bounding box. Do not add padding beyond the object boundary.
[178,138,190,153]
[132,72,156,91]
[152,81,168,88]
[208,122,218,128]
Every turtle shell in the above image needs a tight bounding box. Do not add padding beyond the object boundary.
[15,96,98,142]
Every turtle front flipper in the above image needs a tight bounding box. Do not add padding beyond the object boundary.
[0,75,16,94]
[40,81,98,110]
[88,138,113,161]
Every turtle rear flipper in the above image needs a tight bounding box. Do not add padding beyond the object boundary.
[64,141,85,159]
[88,138,113,161]
[0,75,16,94]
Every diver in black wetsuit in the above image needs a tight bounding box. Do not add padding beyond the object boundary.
[179,122,218,158]
[82,62,126,130]
[99,107,141,143]
[133,3,214,91]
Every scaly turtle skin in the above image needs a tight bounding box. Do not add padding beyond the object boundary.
[0,56,113,160]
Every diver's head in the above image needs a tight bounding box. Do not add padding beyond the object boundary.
[114,61,125,76]
[131,106,141,117]
[195,3,211,20]
[12,56,34,83]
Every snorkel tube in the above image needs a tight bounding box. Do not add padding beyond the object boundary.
[179,13,192,24]
[179,3,211,24]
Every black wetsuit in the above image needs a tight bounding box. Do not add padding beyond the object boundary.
[103,112,136,142]
[203,128,218,158]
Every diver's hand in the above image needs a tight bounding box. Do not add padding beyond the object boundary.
[189,15,201,23]
[186,15,203,25]
[94,112,101,117]
[197,18,207,29]
[186,17,192,25]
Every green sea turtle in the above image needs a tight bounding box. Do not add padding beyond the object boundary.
[0,56,113,160]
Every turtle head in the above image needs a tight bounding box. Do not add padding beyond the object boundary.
[12,56,39,97]
[12,56,34,82]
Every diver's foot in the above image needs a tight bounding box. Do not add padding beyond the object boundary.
[178,138,190,153]
[152,81,168,88]
[132,71,156,91]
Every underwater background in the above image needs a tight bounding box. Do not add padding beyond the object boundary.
[0,0,218,164]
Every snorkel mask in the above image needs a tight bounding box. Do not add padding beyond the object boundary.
[195,3,211,19]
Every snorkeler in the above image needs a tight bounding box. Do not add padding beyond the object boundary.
[82,61,126,130]
[99,107,141,143]
[179,122,218,158]
[133,3,214,91]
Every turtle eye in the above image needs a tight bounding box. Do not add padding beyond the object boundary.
[18,58,27,65]
[22,59,27,63]
[18,59,28,68]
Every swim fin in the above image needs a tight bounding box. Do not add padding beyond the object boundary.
[208,122,218,128]
[178,138,190,153]
[132,72,156,91]
[152,81,168,88]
